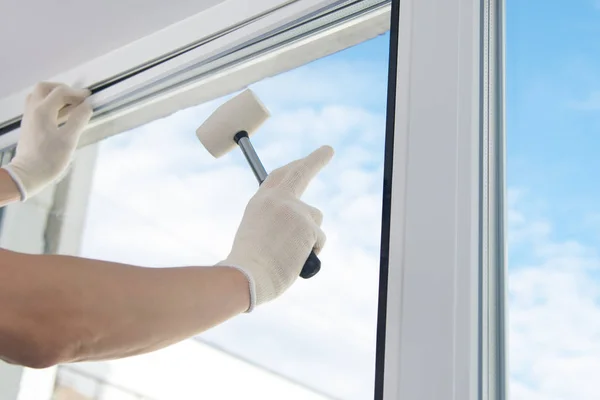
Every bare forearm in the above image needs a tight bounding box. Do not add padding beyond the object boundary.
[0,169,21,206]
[0,249,249,368]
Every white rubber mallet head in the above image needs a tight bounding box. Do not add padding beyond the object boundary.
[196,89,271,158]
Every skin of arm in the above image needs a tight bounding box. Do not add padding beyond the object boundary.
[0,248,250,369]
[0,169,21,206]
[0,85,250,368]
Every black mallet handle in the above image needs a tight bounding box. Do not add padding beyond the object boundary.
[233,131,321,279]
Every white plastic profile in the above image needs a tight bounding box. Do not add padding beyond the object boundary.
[378,0,505,399]
[0,0,316,125]
[0,0,391,151]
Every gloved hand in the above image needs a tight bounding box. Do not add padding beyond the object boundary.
[3,82,93,201]
[217,145,334,312]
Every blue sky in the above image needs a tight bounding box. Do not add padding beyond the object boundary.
[506,1,600,399]
[71,3,600,399]
[506,0,600,241]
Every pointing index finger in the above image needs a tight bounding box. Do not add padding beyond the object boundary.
[280,145,334,197]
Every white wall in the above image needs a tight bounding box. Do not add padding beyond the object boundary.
[0,0,226,97]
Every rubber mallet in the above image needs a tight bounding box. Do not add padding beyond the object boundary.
[195,89,321,279]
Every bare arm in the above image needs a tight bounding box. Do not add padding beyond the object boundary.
[0,249,249,368]
[0,169,21,207]
[0,85,250,367]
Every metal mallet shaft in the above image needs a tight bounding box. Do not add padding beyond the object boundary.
[233,130,321,279]
[234,131,268,183]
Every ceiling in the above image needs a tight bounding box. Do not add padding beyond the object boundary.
[0,0,226,97]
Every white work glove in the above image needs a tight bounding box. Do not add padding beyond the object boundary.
[217,145,334,312]
[3,82,93,201]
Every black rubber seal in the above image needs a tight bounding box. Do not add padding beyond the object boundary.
[374,0,400,398]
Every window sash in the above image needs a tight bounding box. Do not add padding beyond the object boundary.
[0,3,391,399]
[377,0,506,399]
[0,0,390,151]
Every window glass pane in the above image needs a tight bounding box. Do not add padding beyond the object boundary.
[28,33,389,400]
[507,1,600,398]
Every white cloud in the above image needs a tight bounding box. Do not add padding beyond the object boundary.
[508,189,600,400]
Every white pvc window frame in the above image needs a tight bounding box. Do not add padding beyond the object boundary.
[0,0,390,150]
[0,2,392,399]
[0,0,507,398]
[377,0,506,399]
[0,0,335,123]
